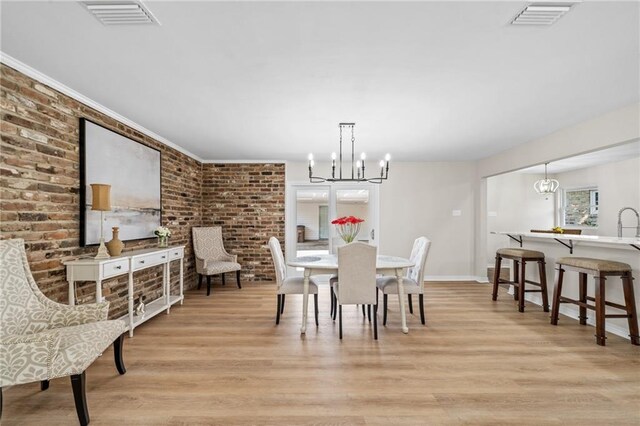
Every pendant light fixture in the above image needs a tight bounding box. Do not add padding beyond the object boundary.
[308,123,390,184]
[533,162,559,196]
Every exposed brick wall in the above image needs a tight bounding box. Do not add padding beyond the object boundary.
[202,163,285,282]
[0,64,203,319]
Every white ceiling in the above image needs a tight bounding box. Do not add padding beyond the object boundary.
[1,1,638,161]
[515,139,640,174]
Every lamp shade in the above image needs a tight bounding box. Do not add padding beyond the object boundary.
[90,183,111,211]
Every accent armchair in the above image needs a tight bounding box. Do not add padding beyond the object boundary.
[192,226,242,295]
[0,238,127,426]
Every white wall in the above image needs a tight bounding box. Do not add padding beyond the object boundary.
[287,161,477,278]
[296,201,325,240]
[486,172,555,265]
[554,156,640,237]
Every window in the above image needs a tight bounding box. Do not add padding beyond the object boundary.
[562,187,598,228]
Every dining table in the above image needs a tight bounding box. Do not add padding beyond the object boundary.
[287,253,415,334]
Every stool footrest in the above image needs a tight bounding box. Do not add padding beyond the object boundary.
[605,314,632,319]
[523,280,544,286]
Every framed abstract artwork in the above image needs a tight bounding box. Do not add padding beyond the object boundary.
[80,118,161,246]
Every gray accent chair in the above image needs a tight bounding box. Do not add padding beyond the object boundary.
[192,227,242,295]
[0,238,127,426]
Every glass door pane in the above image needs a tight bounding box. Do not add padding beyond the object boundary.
[295,188,330,258]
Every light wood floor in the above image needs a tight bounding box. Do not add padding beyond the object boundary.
[3,282,639,425]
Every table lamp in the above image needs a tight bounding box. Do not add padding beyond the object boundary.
[90,183,111,259]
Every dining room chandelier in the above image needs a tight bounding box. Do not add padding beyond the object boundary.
[308,122,390,184]
[533,162,560,195]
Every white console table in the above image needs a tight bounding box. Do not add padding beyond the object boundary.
[64,246,185,337]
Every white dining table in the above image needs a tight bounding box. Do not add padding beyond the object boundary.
[287,254,415,334]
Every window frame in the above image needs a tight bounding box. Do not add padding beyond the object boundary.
[558,185,599,229]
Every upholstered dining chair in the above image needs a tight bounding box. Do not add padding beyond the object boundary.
[0,239,127,426]
[193,226,242,295]
[377,237,431,325]
[268,237,319,325]
[333,242,378,339]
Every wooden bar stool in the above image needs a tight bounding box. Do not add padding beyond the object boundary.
[492,248,549,313]
[551,257,639,346]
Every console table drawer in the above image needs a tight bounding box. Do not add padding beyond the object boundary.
[133,252,168,270]
[169,247,184,260]
[103,259,129,278]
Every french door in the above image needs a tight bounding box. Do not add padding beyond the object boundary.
[286,183,380,263]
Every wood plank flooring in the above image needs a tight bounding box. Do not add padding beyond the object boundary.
[2,282,639,425]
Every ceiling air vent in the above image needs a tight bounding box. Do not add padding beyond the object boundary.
[511,4,574,26]
[81,1,160,25]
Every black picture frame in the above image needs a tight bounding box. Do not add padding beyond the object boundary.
[79,117,162,247]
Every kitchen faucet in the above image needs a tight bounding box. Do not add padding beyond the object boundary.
[617,207,640,238]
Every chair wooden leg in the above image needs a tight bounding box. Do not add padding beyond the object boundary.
[0,387,3,422]
[539,260,549,312]
[595,276,607,346]
[206,276,212,296]
[362,304,366,317]
[408,294,413,314]
[276,295,281,325]
[550,266,564,325]
[339,305,343,339]
[492,255,502,301]
[578,272,588,325]
[114,333,126,374]
[222,273,226,286]
[621,272,640,345]
[518,260,526,313]
[236,270,242,289]
[197,274,202,290]
[314,294,319,326]
[373,303,378,340]
[513,260,520,300]
[41,380,49,391]
[71,371,90,426]
[281,294,286,314]
[332,292,338,321]
[383,294,388,326]
[419,294,425,325]
[367,304,371,322]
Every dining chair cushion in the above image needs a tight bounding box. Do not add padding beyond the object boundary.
[279,277,319,295]
[376,276,421,294]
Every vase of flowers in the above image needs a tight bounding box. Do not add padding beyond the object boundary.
[331,216,364,244]
[154,226,171,247]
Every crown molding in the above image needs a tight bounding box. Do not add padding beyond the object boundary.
[202,159,287,164]
[0,51,204,163]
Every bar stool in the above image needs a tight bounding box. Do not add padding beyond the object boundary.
[551,257,639,346]
[492,248,549,313]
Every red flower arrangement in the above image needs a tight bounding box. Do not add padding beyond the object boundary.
[331,216,365,243]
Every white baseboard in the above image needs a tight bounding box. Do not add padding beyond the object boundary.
[425,275,489,283]
[506,286,631,341]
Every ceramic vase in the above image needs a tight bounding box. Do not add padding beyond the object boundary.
[106,226,124,256]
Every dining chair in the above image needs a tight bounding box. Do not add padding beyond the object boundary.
[333,242,378,339]
[192,226,242,295]
[377,237,431,325]
[268,237,319,325]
